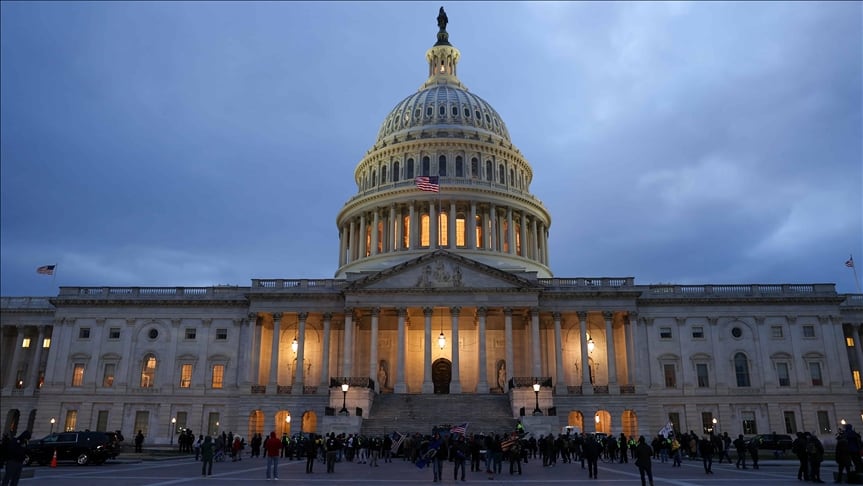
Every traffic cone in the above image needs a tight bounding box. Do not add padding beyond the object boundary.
[50,449,57,468]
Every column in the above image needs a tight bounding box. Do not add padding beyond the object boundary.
[520,211,528,257]
[429,200,437,248]
[25,326,46,392]
[293,312,308,394]
[482,206,490,249]
[191,319,209,388]
[490,204,498,251]
[636,316,651,390]
[476,308,489,393]
[358,213,367,258]
[370,210,379,255]
[530,217,538,260]
[422,307,433,393]
[578,311,592,392]
[339,224,347,267]
[450,306,462,393]
[342,309,354,377]
[754,316,771,387]
[235,317,250,387]
[348,219,357,262]
[409,202,418,249]
[369,307,380,390]
[319,313,332,393]
[118,318,136,388]
[504,308,514,389]
[625,312,638,385]
[530,308,541,376]
[251,315,263,385]
[5,326,24,390]
[388,204,397,252]
[448,201,456,249]
[506,207,514,254]
[168,319,181,388]
[553,313,566,394]
[269,313,282,392]
[50,319,75,388]
[395,308,407,394]
[603,311,618,387]
[468,202,477,249]
[854,324,863,386]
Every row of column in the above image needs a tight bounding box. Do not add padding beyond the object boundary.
[2,325,49,392]
[338,200,549,267]
[260,307,625,394]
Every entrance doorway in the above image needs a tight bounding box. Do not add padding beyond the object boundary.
[432,358,451,394]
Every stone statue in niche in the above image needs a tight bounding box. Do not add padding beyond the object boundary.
[378,360,389,390]
[497,360,506,391]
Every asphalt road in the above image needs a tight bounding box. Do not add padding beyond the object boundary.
[8,454,819,485]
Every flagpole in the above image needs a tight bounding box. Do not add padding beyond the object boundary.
[848,254,861,293]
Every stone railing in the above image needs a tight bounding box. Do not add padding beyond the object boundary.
[646,283,835,296]
[620,384,635,394]
[250,385,266,394]
[277,385,292,394]
[538,277,634,288]
[510,377,553,389]
[329,377,375,390]
[252,279,348,290]
[57,286,245,299]
[567,385,583,395]
[592,385,609,394]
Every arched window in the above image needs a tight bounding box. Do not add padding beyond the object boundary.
[498,164,505,184]
[141,354,157,388]
[734,352,751,387]
[381,166,387,184]
[438,155,447,176]
[455,156,463,177]
[509,168,514,186]
[371,170,376,187]
[439,105,446,117]
[407,158,414,179]
[422,157,431,177]
[393,161,400,182]
[471,158,479,178]
[485,160,493,181]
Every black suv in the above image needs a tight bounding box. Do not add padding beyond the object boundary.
[24,431,122,466]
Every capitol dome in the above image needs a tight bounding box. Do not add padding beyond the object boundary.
[335,8,552,279]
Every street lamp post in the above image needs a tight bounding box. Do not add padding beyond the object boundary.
[712,417,718,434]
[532,382,542,416]
[171,417,177,445]
[50,417,56,434]
[340,382,350,415]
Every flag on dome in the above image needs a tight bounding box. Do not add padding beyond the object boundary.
[846,255,855,268]
[415,176,439,192]
[36,264,56,275]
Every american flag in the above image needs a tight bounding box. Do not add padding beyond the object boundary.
[390,431,405,454]
[449,422,468,435]
[846,256,855,268]
[500,436,518,451]
[415,176,440,192]
[36,264,56,276]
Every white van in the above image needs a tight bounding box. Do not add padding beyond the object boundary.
[562,425,582,435]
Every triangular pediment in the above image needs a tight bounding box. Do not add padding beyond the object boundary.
[344,250,542,291]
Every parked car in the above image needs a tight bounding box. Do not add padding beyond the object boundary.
[23,431,122,466]
[747,433,793,452]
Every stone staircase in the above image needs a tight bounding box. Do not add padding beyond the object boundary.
[361,393,518,437]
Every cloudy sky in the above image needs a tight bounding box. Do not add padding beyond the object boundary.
[2,1,861,297]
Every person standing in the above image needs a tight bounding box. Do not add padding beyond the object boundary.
[134,430,144,453]
[263,431,281,480]
[305,433,318,473]
[634,435,654,486]
[835,431,853,484]
[807,433,825,483]
[194,434,203,461]
[699,435,714,474]
[1,433,26,486]
[733,434,747,469]
[792,432,810,481]
[453,435,468,481]
[325,433,338,473]
[583,435,601,479]
[200,436,214,477]
[748,436,760,470]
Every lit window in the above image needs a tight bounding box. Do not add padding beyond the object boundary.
[456,216,466,247]
[180,364,192,388]
[212,365,225,389]
[64,410,78,432]
[660,327,672,339]
[72,364,85,387]
[21,338,31,348]
[847,337,855,347]
[79,327,91,339]
[691,327,704,339]
[102,363,115,388]
[439,212,448,247]
[742,411,757,434]
[141,354,157,388]
[421,214,430,247]
[817,410,832,434]
[803,325,815,338]
[42,338,51,348]
[216,329,228,340]
[185,328,196,340]
[854,370,861,390]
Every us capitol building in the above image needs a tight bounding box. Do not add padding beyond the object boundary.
[3,9,862,445]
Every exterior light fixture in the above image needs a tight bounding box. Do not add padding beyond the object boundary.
[291,337,298,354]
[50,417,56,434]
[587,332,595,354]
[532,382,542,415]
[171,417,177,445]
[340,382,350,415]
[438,312,446,349]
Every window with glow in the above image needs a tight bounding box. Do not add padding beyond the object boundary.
[847,337,855,347]
[377,221,383,253]
[21,337,31,348]
[439,212,448,247]
[180,364,192,388]
[72,363,85,387]
[809,362,823,386]
[502,220,509,253]
[817,410,831,434]
[475,215,483,248]
[102,363,115,388]
[141,354,157,388]
[734,352,751,387]
[701,412,714,434]
[421,214,430,247]
[854,370,862,390]
[403,215,410,248]
[456,215,465,247]
[212,364,225,389]
[515,227,521,255]
[42,338,51,348]
[777,362,790,386]
[741,411,757,434]
[64,410,78,432]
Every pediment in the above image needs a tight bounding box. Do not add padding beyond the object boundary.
[345,250,541,291]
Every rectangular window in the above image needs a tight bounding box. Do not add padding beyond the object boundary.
[691,327,704,339]
[207,412,220,436]
[854,370,862,391]
[215,328,228,340]
[701,412,714,434]
[134,411,150,437]
[42,337,51,348]
[664,364,676,388]
[660,327,672,339]
[72,363,85,387]
[180,364,193,388]
[78,327,91,339]
[64,410,78,432]
[817,411,832,434]
[108,328,121,340]
[21,337,31,348]
[784,411,797,435]
[184,328,196,340]
[456,217,466,247]
[668,412,680,434]
[212,364,225,389]
[96,411,109,432]
[772,326,784,338]
[176,411,188,431]
[102,363,115,388]
[696,363,710,387]
[803,325,815,338]
[741,411,757,435]
[777,362,791,387]
[847,337,855,347]
[809,362,823,386]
